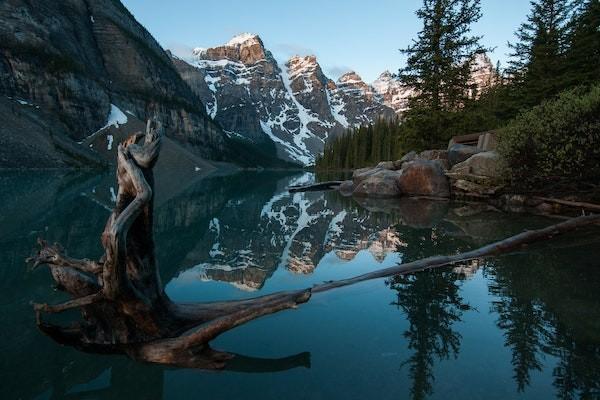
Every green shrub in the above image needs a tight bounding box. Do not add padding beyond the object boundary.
[498,85,600,189]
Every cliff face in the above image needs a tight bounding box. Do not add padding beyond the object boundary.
[0,0,224,167]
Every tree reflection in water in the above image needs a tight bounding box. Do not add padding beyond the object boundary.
[387,223,473,400]
[486,239,600,399]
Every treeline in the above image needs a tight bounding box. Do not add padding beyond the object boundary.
[316,0,600,177]
[317,119,404,170]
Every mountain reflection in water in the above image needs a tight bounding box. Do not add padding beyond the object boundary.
[1,170,599,400]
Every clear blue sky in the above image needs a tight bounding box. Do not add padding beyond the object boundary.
[122,0,531,83]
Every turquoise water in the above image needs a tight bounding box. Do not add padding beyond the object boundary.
[1,171,599,400]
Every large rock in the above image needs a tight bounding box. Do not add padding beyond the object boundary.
[353,169,402,198]
[352,167,381,185]
[338,180,355,196]
[419,149,450,170]
[397,159,450,198]
[450,151,503,178]
[393,151,417,169]
[448,144,482,167]
[376,161,396,170]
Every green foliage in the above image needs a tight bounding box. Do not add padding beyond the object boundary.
[564,0,600,87]
[498,85,600,189]
[315,119,404,170]
[507,0,574,107]
[399,0,485,111]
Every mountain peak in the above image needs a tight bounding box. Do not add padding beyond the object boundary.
[226,33,261,47]
[376,70,394,80]
[288,54,318,64]
[193,33,267,65]
[338,71,363,84]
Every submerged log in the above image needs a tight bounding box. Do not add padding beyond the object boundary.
[288,180,344,193]
[29,120,600,369]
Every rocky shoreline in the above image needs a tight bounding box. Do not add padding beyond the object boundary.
[320,144,599,218]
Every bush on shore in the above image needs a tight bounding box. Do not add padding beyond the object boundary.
[498,85,600,190]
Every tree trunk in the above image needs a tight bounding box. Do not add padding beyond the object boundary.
[29,120,600,369]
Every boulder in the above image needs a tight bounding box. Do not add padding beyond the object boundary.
[338,180,355,196]
[352,167,381,185]
[376,161,396,170]
[397,159,450,198]
[450,151,503,178]
[419,149,448,161]
[448,144,482,167]
[392,151,418,170]
[353,169,402,198]
[419,149,450,170]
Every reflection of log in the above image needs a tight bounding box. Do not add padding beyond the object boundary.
[288,181,343,193]
[29,120,600,370]
[532,196,600,212]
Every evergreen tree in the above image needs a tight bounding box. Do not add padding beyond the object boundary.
[507,0,573,105]
[565,0,600,87]
[399,0,485,112]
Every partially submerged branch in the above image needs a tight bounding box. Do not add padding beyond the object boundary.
[288,180,344,193]
[313,213,600,293]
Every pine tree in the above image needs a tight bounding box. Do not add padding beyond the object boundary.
[565,0,600,87]
[399,0,485,112]
[507,0,573,105]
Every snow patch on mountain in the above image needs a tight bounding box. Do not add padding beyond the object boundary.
[226,33,259,46]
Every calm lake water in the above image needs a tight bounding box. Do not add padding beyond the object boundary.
[1,170,599,400]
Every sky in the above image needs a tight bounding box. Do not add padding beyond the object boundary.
[121,0,532,83]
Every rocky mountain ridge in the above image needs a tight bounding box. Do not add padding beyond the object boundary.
[171,34,396,165]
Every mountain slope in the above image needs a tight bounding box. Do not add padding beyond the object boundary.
[0,0,227,168]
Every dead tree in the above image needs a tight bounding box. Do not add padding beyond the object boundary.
[29,120,600,369]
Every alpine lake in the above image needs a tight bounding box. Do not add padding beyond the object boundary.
[1,170,599,400]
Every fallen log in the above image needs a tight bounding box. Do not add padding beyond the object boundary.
[288,180,344,193]
[28,120,600,370]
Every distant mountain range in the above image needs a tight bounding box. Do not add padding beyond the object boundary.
[0,1,498,168]
[170,33,498,165]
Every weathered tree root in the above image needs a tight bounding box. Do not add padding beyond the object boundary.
[29,119,600,369]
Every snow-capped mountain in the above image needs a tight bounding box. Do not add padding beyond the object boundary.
[372,71,416,114]
[169,34,499,165]
[171,34,395,165]
[468,53,499,97]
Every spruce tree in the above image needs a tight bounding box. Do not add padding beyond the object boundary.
[399,0,485,112]
[565,0,600,87]
[507,0,573,105]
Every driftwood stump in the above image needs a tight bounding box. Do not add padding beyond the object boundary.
[29,121,310,369]
[29,120,600,369]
